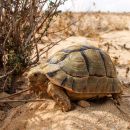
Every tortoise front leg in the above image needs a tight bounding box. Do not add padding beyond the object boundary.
[47,82,71,112]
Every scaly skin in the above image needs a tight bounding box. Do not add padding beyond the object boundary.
[28,69,71,111]
[47,82,71,112]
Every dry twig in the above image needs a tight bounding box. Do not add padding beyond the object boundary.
[0,0,67,92]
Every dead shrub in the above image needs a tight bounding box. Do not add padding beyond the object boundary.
[0,0,66,93]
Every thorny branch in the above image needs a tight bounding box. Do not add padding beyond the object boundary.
[0,0,67,92]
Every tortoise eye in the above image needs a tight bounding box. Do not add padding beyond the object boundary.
[34,73,38,77]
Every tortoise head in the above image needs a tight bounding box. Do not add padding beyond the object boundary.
[28,67,48,92]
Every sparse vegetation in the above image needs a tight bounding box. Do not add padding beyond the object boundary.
[51,12,130,38]
[0,0,66,93]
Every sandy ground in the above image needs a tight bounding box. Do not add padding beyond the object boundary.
[1,98,130,130]
[0,12,130,130]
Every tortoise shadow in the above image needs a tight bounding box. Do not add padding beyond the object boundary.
[74,97,130,122]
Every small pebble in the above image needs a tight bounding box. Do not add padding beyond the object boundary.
[77,100,90,108]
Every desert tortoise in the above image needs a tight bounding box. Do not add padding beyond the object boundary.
[28,44,122,111]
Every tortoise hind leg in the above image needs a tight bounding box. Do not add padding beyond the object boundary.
[112,93,122,105]
[47,82,71,112]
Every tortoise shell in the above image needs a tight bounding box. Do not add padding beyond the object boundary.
[42,45,122,94]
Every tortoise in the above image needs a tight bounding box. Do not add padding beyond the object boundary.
[28,44,122,111]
